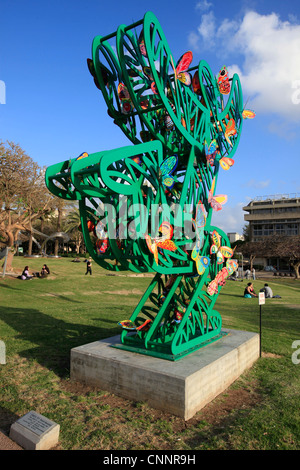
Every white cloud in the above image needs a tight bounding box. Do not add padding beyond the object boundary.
[189,10,300,123]
[195,0,213,12]
[211,202,245,234]
[268,120,298,141]
[243,179,271,189]
[197,11,216,43]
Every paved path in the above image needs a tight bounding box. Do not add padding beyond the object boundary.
[0,431,23,450]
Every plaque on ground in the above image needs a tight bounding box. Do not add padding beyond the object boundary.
[9,411,60,450]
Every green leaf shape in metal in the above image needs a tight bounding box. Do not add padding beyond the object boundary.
[45,11,246,360]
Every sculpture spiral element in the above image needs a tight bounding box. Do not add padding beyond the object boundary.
[45,11,246,360]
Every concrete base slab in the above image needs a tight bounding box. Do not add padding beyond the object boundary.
[70,329,259,420]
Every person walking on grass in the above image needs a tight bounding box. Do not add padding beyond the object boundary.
[85,257,92,275]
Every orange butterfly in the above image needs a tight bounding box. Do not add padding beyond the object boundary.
[242,109,256,119]
[145,222,178,264]
[219,156,234,171]
[224,119,237,147]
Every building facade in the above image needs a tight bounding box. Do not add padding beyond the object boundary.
[243,194,300,271]
[243,194,300,242]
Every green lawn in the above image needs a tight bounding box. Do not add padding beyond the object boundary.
[0,257,299,450]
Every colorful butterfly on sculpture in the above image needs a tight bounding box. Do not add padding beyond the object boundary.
[208,177,227,211]
[210,230,234,265]
[138,29,147,57]
[118,320,136,330]
[96,238,109,254]
[191,201,211,275]
[172,51,193,86]
[192,70,201,95]
[217,66,231,95]
[87,58,110,89]
[145,221,178,264]
[159,155,178,189]
[118,318,152,332]
[207,259,238,296]
[138,26,154,58]
[219,155,234,171]
[142,66,158,94]
[205,140,234,170]
[205,139,219,166]
[224,119,237,147]
[118,83,134,114]
[76,152,89,161]
[242,109,256,119]
[95,221,109,254]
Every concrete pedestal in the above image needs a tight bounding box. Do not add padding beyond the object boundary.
[70,329,259,420]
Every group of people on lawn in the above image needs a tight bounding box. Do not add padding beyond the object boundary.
[18,261,279,299]
[19,264,50,280]
[244,282,273,298]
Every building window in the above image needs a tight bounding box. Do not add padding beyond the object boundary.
[263,224,274,236]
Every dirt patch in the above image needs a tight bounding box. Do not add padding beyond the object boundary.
[61,378,261,431]
[40,292,75,297]
[103,289,144,296]
[262,352,282,358]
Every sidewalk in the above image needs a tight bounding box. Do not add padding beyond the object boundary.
[0,430,23,450]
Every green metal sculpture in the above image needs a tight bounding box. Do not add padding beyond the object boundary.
[45,12,251,360]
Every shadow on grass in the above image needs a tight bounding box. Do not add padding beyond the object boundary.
[0,407,21,435]
[221,292,246,298]
[0,307,120,378]
[0,282,21,291]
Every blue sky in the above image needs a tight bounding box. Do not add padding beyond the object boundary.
[1,0,300,234]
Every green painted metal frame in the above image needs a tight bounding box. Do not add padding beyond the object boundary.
[45,11,244,360]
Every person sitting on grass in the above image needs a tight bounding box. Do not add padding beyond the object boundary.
[20,266,33,280]
[33,264,50,278]
[39,264,50,278]
[243,282,257,298]
[260,283,273,298]
[260,283,281,299]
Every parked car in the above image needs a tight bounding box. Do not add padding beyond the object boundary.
[264,266,277,272]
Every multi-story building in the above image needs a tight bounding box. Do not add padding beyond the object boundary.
[243,194,300,271]
[243,194,300,242]
[226,232,244,245]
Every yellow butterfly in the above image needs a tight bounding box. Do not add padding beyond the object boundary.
[210,230,233,264]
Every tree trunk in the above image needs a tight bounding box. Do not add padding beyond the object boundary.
[249,254,256,270]
[28,233,33,255]
[54,238,59,257]
[54,207,62,257]
[3,250,14,272]
[291,262,300,279]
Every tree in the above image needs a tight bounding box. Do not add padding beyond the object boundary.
[242,223,250,242]
[0,141,55,270]
[239,235,300,279]
[265,235,300,279]
[238,240,265,270]
[64,206,85,254]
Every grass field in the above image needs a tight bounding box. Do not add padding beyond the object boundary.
[0,256,299,450]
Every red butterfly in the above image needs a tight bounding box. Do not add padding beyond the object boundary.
[171,51,193,86]
[217,66,230,95]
